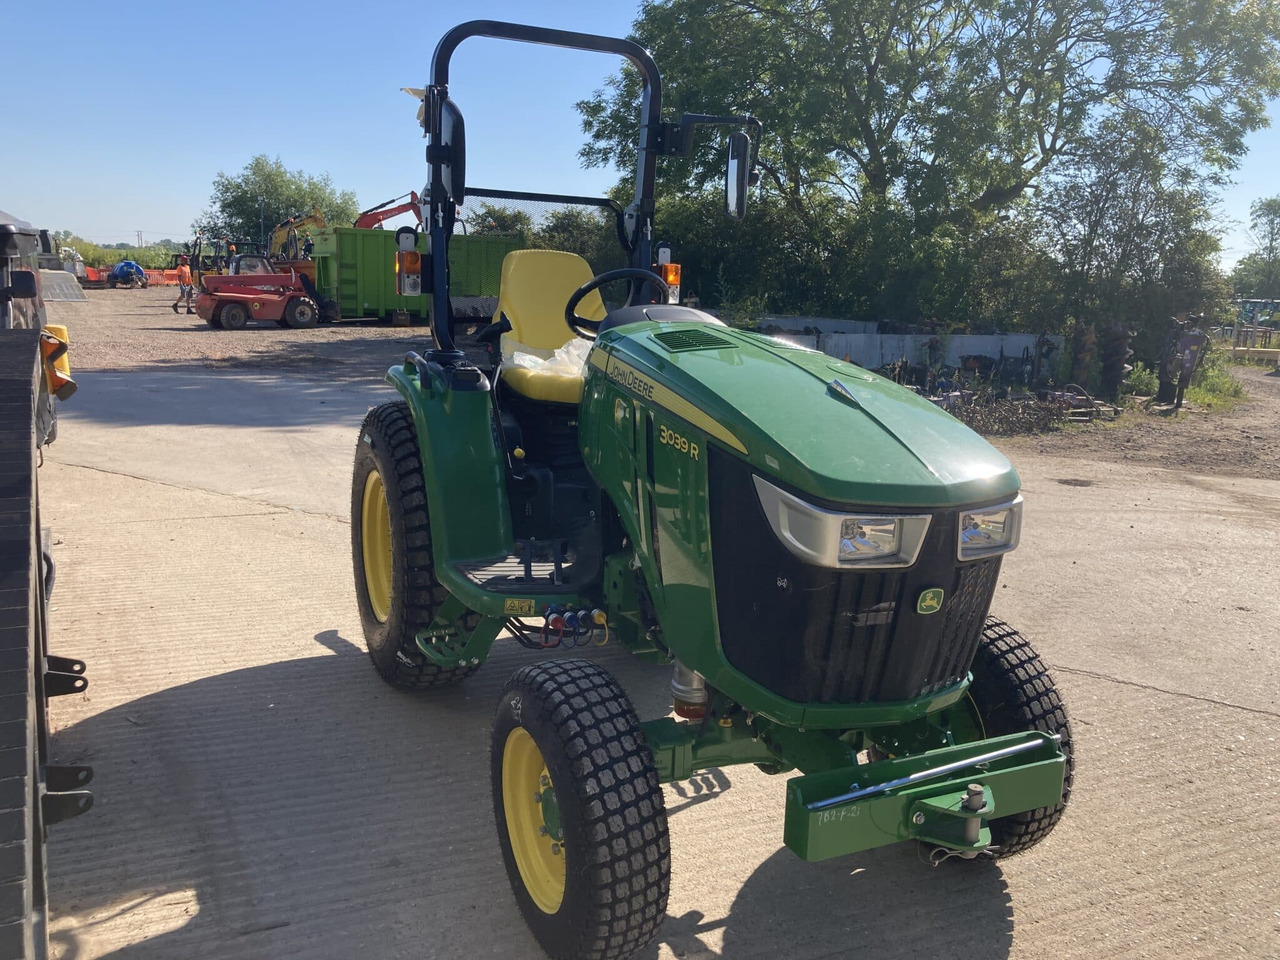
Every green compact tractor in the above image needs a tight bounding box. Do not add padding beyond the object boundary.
[352,21,1073,960]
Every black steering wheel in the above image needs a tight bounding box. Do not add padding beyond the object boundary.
[564,268,671,338]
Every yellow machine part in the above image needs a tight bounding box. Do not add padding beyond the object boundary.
[493,250,603,404]
[43,325,70,378]
[501,727,566,914]
[269,208,327,259]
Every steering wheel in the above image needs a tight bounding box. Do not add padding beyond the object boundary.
[564,268,671,338]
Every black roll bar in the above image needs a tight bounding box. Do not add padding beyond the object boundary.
[424,20,664,358]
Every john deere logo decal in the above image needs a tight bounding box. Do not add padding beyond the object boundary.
[917,588,945,615]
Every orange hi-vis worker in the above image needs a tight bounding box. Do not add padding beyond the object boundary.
[172,256,195,314]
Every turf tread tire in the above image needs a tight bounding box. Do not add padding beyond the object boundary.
[351,400,480,689]
[493,659,670,960]
[969,616,1073,857]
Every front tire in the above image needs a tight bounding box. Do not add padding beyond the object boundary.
[350,401,480,689]
[492,660,670,960]
[219,302,248,330]
[968,617,1074,857]
[284,296,319,329]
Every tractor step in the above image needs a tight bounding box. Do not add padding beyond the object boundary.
[782,731,1064,861]
[456,539,597,595]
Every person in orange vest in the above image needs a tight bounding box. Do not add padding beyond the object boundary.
[171,255,194,314]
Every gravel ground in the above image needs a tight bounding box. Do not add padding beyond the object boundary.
[60,286,1278,479]
[59,285,464,377]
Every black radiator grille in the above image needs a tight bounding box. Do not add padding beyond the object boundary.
[708,447,1001,705]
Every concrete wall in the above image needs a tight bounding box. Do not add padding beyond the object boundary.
[775,332,1064,369]
[757,315,880,336]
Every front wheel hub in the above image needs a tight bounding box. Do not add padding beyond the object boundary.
[502,727,565,913]
[360,470,393,622]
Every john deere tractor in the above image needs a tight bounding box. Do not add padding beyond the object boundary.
[352,21,1073,960]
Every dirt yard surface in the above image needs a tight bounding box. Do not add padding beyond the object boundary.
[1002,362,1280,481]
[63,286,492,375]
[37,288,1280,959]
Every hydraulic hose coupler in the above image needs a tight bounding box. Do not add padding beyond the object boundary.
[671,659,707,719]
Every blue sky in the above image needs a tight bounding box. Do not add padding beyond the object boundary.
[3,0,1274,266]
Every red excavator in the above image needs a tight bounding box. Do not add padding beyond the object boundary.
[353,192,421,229]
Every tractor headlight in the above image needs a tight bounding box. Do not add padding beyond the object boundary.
[753,476,931,570]
[957,496,1023,561]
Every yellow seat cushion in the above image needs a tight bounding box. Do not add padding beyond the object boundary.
[493,250,604,403]
[499,365,586,404]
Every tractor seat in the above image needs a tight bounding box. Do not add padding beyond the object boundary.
[494,250,606,405]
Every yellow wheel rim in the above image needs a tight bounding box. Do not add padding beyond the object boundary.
[360,470,393,623]
[502,728,566,914]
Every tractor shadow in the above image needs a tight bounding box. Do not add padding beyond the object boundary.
[45,631,1010,960]
[66,325,493,432]
[64,366,395,432]
[45,632,668,959]
[655,847,1012,959]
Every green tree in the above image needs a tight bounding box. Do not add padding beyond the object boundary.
[465,204,534,243]
[194,155,358,242]
[572,0,1272,331]
[533,208,625,271]
[50,233,177,270]
[1230,197,1280,298]
[1033,115,1229,358]
[582,0,1280,225]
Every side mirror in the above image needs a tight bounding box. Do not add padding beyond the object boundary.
[726,130,751,221]
[4,270,38,300]
[440,98,466,203]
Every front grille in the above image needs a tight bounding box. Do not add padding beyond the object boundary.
[708,447,1001,705]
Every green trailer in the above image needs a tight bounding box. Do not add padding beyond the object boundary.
[312,226,518,322]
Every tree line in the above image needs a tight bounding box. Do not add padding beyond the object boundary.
[74,0,1280,367]
[576,0,1280,359]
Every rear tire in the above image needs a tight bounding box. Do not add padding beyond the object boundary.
[284,296,319,329]
[351,401,481,689]
[492,660,670,960]
[968,617,1074,857]
[219,302,248,330]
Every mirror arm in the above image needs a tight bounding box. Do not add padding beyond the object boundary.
[666,113,761,157]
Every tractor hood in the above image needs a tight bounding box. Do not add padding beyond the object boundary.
[593,318,1020,508]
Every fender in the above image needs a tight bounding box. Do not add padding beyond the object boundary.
[384,356,520,617]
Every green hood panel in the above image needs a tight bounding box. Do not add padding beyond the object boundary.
[597,322,1020,508]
